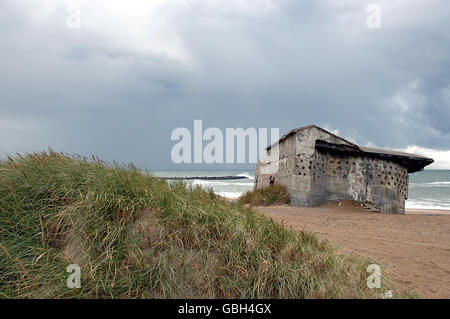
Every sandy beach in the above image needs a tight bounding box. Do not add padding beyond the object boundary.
[256,202,450,298]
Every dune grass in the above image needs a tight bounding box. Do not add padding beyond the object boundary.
[238,183,290,206]
[0,151,391,298]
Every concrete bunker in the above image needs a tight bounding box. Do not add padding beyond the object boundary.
[255,125,434,214]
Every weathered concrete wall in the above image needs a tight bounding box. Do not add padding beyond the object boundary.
[255,126,353,188]
[308,149,408,213]
[255,126,409,214]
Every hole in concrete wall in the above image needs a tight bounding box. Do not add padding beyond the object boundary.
[270,176,275,185]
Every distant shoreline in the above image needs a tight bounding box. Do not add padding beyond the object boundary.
[160,175,249,181]
[406,208,450,215]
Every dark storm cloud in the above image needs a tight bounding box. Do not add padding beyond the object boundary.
[0,0,449,169]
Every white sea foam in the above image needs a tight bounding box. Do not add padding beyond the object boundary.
[217,192,242,199]
[429,181,450,185]
[236,172,254,180]
[192,180,254,187]
[409,181,450,187]
[186,175,254,199]
[406,200,450,210]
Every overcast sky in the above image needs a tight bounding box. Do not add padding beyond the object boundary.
[1,0,449,170]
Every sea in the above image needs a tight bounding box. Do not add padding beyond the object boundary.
[152,170,450,211]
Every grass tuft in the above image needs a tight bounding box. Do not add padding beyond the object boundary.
[238,183,290,206]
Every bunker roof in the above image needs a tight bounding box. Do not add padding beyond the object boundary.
[267,125,434,173]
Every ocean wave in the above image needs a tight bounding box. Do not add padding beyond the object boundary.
[406,199,450,210]
[236,173,254,180]
[192,180,254,187]
[409,181,450,188]
[216,192,242,199]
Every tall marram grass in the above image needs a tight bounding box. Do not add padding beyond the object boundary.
[238,183,290,206]
[0,151,389,298]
